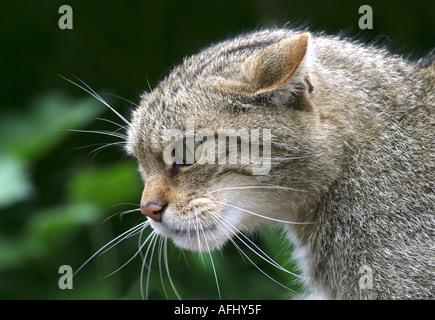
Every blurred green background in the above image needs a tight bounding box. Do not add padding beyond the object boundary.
[0,0,433,299]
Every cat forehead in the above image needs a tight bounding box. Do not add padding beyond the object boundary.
[137,29,303,115]
[156,29,298,90]
[129,90,223,152]
[128,29,305,153]
[137,86,221,128]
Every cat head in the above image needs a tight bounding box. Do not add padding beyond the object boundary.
[126,30,336,251]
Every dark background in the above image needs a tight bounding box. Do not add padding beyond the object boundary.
[0,0,433,299]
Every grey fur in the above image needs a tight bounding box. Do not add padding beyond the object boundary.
[126,28,434,299]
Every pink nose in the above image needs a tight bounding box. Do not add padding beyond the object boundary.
[140,203,166,221]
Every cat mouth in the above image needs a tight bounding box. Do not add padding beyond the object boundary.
[151,220,225,251]
[164,222,218,237]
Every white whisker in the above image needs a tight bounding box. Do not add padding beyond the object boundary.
[140,231,159,300]
[67,128,127,140]
[211,200,315,225]
[145,78,166,125]
[158,236,168,299]
[197,209,221,299]
[99,221,149,256]
[73,221,148,278]
[105,225,154,278]
[99,204,141,225]
[187,208,193,245]
[212,212,305,280]
[194,212,205,265]
[100,208,141,225]
[164,237,182,299]
[145,78,153,93]
[211,216,297,294]
[72,141,126,152]
[95,117,129,130]
[227,236,297,294]
[118,208,142,220]
[204,185,307,196]
[59,75,131,126]
[87,142,127,162]
[268,154,317,161]
[101,92,140,108]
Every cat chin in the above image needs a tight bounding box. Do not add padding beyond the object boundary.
[171,234,227,252]
[148,220,229,251]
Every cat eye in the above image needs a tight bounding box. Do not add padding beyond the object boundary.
[173,136,204,165]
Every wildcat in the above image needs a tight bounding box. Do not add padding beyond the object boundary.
[123,28,434,299]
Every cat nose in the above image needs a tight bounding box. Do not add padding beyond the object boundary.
[140,202,167,221]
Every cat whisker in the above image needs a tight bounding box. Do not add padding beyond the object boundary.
[187,208,193,244]
[67,127,127,161]
[95,117,129,130]
[203,210,227,260]
[210,200,315,225]
[196,209,222,300]
[101,92,140,108]
[138,221,149,261]
[68,128,127,140]
[69,141,126,162]
[71,141,126,153]
[158,236,168,299]
[141,231,159,300]
[229,235,297,294]
[99,221,150,256]
[73,221,148,278]
[67,102,129,160]
[87,142,127,162]
[164,237,182,299]
[146,78,167,126]
[194,211,206,266]
[267,154,318,161]
[100,207,141,225]
[59,75,131,126]
[119,207,142,220]
[105,225,154,278]
[210,211,305,280]
[204,185,308,196]
[210,214,297,294]
[98,203,141,225]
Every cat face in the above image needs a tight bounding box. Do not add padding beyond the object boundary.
[126,31,332,251]
[127,92,283,251]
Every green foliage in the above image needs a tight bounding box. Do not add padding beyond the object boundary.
[0,204,100,271]
[68,162,142,209]
[0,92,104,161]
[0,156,32,209]
[0,91,299,299]
[0,92,108,294]
[1,0,432,300]
[0,92,104,210]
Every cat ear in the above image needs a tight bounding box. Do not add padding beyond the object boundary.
[241,32,313,97]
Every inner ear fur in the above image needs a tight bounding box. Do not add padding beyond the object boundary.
[242,32,312,95]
